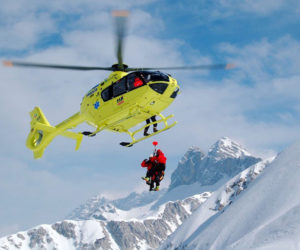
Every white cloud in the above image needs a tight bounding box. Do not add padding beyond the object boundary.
[172,0,299,23]
[219,0,286,15]
[0,13,55,50]
[221,36,300,78]
[0,0,159,50]
[272,76,300,99]
[163,36,300,158]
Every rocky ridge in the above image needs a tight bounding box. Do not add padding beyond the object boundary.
[169,137,262,190]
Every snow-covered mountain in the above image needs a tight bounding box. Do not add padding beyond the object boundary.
[0,137,280,250]
[161,141,300,249]
[68,189,167,221]
[169,137,261,190]
[208,136,252,160]
[0,193,210,250]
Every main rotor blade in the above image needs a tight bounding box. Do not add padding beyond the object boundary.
[126,63,235,72]
[3,60,115,71]
[112,10,129,71]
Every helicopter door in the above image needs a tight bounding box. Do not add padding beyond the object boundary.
[126,73,147,103]
[112,77,127,111]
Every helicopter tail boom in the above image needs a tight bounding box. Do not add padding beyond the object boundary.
[26,107,84,159]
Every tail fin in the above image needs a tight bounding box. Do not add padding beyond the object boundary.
[26,107,84,159]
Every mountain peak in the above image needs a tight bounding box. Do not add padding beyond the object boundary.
[169,137,261,191]
[208,137,251,161]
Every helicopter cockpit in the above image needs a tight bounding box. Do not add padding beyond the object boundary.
[101,71,173,102]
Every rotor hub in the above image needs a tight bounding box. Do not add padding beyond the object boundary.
[111,63,128,71]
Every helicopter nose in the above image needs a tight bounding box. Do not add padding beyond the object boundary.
[170,87,179,98]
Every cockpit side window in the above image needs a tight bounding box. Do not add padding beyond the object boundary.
[101,85,113,102]
[113,78,127,97]
[127,73,145,91]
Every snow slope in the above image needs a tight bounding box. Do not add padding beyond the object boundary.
[161,141,300,250]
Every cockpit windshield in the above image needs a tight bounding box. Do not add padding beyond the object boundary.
[139,71,169,82]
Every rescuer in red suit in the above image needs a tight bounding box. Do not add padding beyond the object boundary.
[141,148,166,191]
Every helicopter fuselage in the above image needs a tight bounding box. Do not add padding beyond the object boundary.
[25,70,179,158]
[80,70,180,133]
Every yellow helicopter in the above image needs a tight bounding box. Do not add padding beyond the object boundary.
[3,11,233,159]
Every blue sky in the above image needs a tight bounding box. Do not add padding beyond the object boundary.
[0,0,300,236]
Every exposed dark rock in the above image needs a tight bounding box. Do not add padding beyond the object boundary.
[52,221,76,239]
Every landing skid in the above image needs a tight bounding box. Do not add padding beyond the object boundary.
[82,131,96,137]
[120,142,133,147]
[120,113,177,147]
